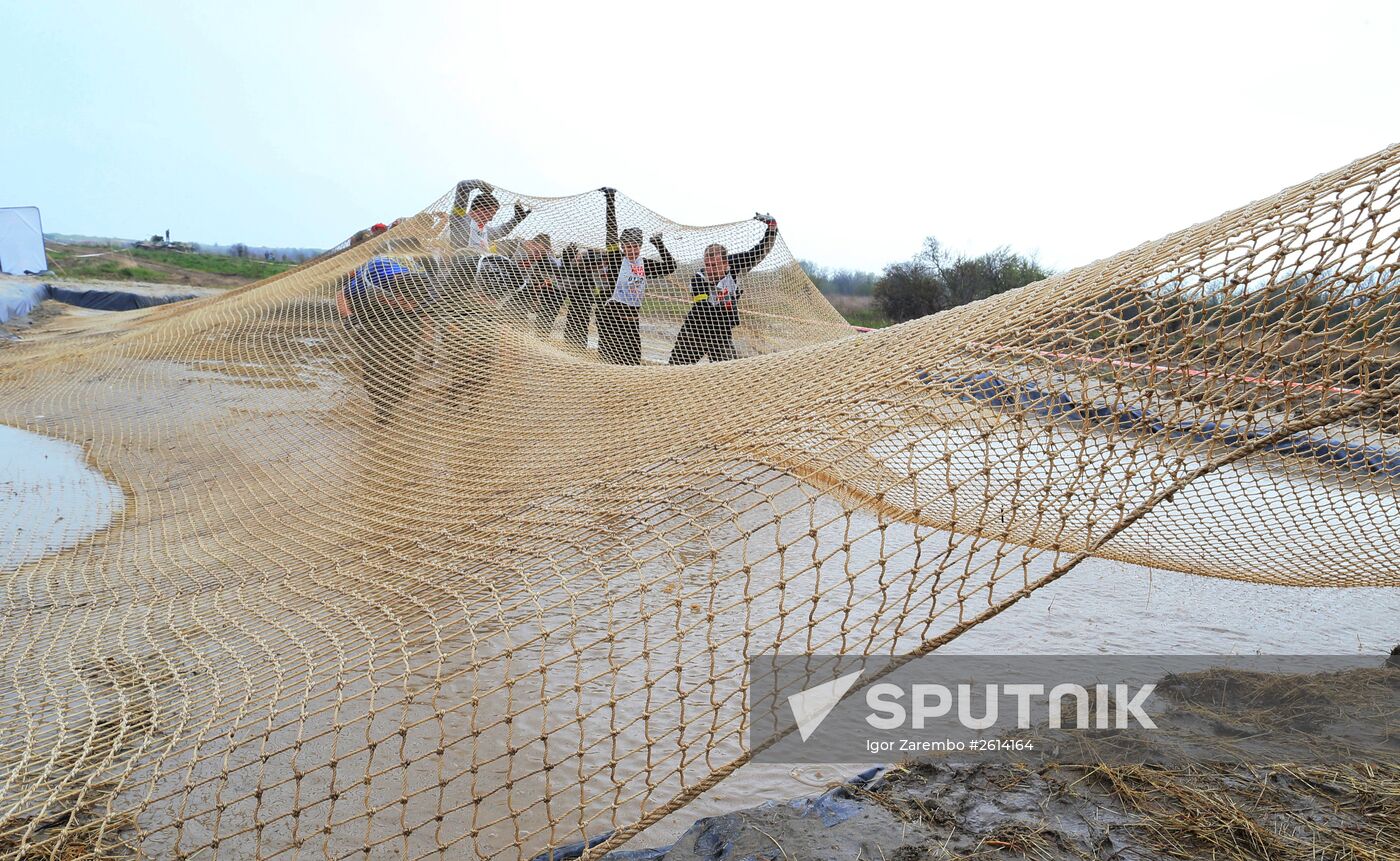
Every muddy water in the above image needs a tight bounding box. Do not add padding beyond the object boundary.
[409,448,1398,859]
[18,404,1394,859]
[0,424,123,570]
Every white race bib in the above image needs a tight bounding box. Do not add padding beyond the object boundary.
[450,211,495,253]
[468,218,495,253]
[709,273,737,307]
[610,257,647,307]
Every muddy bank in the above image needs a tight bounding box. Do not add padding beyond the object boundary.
[604,662,1399,861]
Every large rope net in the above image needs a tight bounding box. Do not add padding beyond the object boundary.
[1,144,1398,859]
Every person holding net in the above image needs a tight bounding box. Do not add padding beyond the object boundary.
[596,187,677,364]
[426,181,532,403]
[541,243,586,343]
[668,214,779,364]
[511,233,566,333]
[338,256,436,423]
[555,244,609,350]
[448,179,530,254]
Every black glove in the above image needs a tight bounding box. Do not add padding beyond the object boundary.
[600,186,617,197]
[649,232,664,247]
[754,212,777,230]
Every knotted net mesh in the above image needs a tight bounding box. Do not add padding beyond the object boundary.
[1,145,1398,859]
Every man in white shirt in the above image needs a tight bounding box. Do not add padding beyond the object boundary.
[595,187,677,364]
[448,179,530,254]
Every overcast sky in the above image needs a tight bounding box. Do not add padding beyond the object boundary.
[5,1,1398,272]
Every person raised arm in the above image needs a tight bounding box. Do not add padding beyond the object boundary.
[727,213,779,275]
[490,200,531,243]
[452,179,492,217]
[644,233,677,279]
[452,179,530,244]
[601,187,621,276]
[450,180,498,249]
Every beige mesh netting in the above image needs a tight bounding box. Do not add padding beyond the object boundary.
[1,144,1398,859]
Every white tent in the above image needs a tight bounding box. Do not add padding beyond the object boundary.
[0,206,47,275]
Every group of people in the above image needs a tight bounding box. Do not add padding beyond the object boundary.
[336,183,780,421]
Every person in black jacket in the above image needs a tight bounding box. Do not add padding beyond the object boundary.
[498,233,560,331]
[595,187,678,365]
[551,244,607,349]
[668,213,778,364]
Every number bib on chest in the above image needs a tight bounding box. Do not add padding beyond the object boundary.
[610,258,647,307]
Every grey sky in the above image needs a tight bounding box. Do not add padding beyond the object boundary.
[4,1,1398,272]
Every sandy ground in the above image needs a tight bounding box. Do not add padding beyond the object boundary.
[2,272,1395,860]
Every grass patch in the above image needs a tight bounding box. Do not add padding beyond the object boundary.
[43,243,293,285]
[841,306,890,328]
[49,258,166,282]
[128,247,293,278]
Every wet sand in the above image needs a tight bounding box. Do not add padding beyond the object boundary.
[2,301,1395,859]
[0,424,123,570]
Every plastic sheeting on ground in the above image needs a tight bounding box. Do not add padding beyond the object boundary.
[0,282,49,326]
[936,370,1400,480]
[0,283,199,328]
[45,285,198,311]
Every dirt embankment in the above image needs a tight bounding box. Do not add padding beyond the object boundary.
[43,242,291,288]
[73,250,250,287]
